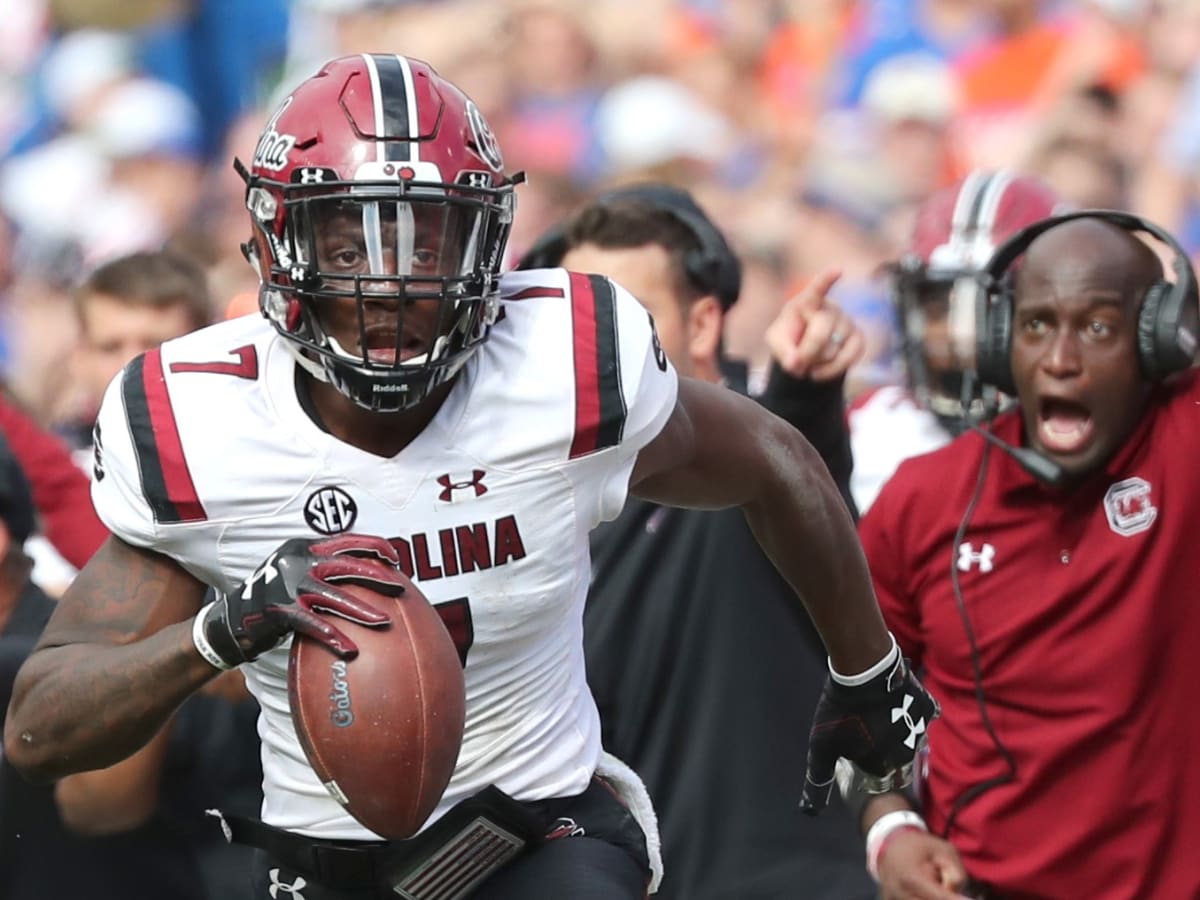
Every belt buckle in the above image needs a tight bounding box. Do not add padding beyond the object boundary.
[385,816,528,900]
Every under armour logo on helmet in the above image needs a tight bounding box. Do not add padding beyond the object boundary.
[437,470,488,502]
[956,541,995,573]
[891,693,927,749]
[268,868,306,899]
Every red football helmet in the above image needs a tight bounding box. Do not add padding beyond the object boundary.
[891,170,1061,421]
[238,54,521,412]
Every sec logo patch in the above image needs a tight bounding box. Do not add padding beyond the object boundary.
[304,486,358,535]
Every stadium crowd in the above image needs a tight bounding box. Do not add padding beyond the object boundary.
[1,1,1199,898]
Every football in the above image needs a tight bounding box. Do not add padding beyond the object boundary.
[287,578,466,839]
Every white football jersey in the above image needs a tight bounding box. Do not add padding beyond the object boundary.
[91,268,678,839]
[848,385,953,515]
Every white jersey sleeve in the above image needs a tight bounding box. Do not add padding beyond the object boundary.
[90,323,271,587]
[554,273,678,526]
[91,365,159,548]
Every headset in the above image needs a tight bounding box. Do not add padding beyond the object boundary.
[976,209,1199,395]
[515,183,743,311]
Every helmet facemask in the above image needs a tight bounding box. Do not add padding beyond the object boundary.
[250,177,513,412]
[894,265,979,430]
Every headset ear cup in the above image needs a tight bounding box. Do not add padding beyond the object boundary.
[1138,280,1199,381]
[1137,282,1168,380]
[976,279,1017,396]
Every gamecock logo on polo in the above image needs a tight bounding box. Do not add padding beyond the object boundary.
[1104,477,1157,537]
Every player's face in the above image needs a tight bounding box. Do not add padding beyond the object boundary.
[309,200,471,365]
[912,282,957,376]
[1010,226,1152,477]
[561,241,692,374]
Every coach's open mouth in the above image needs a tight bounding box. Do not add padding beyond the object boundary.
[1036,396,1094,455]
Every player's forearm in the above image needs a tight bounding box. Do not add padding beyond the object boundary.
[3,620,215,781]
[743,421,892,672]
[56,726,172,834]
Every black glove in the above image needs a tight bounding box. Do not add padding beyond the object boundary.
[197,534,403,668]
[800,643,939,814]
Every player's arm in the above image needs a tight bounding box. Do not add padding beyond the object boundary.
[4,532,407,782]
[631,376,887,672]
[55,727,173,834]
[3,536,214,781]
[631,377,939,812]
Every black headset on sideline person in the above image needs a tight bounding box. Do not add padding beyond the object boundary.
[943,211,1199,837]
[515,182,743,311]
[976,209,1199,395]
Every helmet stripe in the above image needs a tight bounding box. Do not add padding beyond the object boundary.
[949,170,988,250]
[362,53,414,163]
[976,169,1014,240]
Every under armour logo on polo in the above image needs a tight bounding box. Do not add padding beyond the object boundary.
[957,542,995,572]
[891,694,927,749]
[438,470,488,501]
[268,868,306,899]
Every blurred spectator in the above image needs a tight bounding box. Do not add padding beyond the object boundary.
[839,0,984,104]
[952,0,1144,169]
[137,0,289,159]
[0,384,106,593]
[1028,133,1128,209]
[595,75,732,180]
[4,28,135,159]
[82,78,206,264]
[65,250,212,446]
[500,2,608,182]
[859,51,962,203]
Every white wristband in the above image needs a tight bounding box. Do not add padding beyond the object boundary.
[830,632,899,686]
[191,601,233,671]
[865,809,927,881]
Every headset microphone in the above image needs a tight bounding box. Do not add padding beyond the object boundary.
[967,420,1066,486]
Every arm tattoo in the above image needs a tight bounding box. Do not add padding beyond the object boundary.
[6,538,216,779]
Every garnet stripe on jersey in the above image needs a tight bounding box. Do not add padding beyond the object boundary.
[371,53,412,162]
[122,351,206,523]
[509,286,565,300]
[568,272,627,458]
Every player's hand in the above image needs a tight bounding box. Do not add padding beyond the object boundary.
[878,829,970,900]
[764,268,865,381]
[800,644,939,814]
[197,534,401,667]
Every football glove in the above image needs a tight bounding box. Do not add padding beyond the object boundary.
[195,534,403,668]
[800,640,939,814]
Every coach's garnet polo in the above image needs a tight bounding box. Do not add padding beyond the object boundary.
[861,369,1200,899]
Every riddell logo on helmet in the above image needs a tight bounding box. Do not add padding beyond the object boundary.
[373,383,408,392]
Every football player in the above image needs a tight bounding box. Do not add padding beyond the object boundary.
[6,55,934,899]
[847,171,1061,513]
